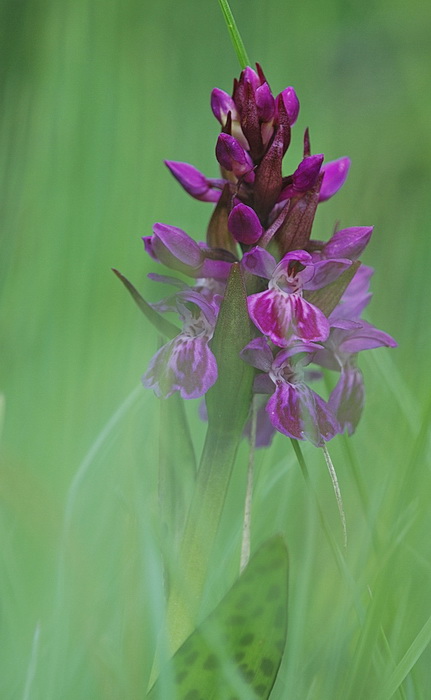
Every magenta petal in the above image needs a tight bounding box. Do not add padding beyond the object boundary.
[143,336,217,399]
[280,86,300,125]
[305,258,352,290]
[319,157,351,202]
[215,133,254,177]
[241,247,277,279]
[255,82,275,122]
[199,257,233,280]
[324,227,373,261]
[211,88,238,124]
[152,223,203,267]
[292,154,324,192]
[248,290,329,346]
[240,337,274,371]
[164,161,222,203]
[165,161,207,197]
[267,382,339,446]
[143,235,159,261]
[329,367,364,435]
[247,289,294,347]
[338,321,397,354]
[290,295,330,342]
[266,382,304,440]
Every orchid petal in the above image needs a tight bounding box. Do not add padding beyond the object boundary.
[319,157,351,202]
[329,366,364,435]
[305,259,352,290]
[279,86,300,125]
[242,247,277,279]
[240,337,274,372]
[267,382,339,446]
[324,227,373,261]
[152,223,203,268]
[164,161,222,202]
[228,203,263,245]
[248,289,330,346]
[143,336,218,399]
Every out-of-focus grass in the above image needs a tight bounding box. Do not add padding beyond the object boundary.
[1,0,430,697]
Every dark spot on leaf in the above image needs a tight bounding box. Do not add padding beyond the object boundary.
[184,650,199,665]
[236,593,251,608]
[175,670,188,683]
[239,633,254,646]
[274,605,285,627]
[239,666,255,683]
[227,614,246,625]
[183,691,200,700]
[254,684,268,697]
[268,556,284,569]
[260,657,275,677]
[234,651,245,662]
[252,606,264,617]
[266,584,281,601]
[203,654,219,670]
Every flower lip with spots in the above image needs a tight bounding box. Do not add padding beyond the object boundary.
[244,248,351,346]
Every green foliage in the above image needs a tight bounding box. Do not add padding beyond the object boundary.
[1,0,431,698]
[147,536,288,699]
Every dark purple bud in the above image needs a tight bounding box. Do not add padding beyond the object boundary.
[255,83,275,122]
[279,155,324,200]
[319,157,351,202]
[211,88,239,125]
[280,86,300,125]
[293,154,324,191]
[215,133,254,180]
[151,223,203,269]
[228,203,263,245]
[165,160,222,202]
[243,66,261,91]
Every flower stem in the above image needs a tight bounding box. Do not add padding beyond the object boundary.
[165,424,244,653]
[217,0,251,69]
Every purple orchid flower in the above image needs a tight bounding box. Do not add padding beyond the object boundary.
[318,157,351,202]
[142,291,218,399]
[312,263,397,434]
[244,248,351,345]
[143,223,232,279]
[164,161,225,203]
[311,226,373,263]
[241,337,340,446]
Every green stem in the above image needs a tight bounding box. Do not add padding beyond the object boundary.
[166,424,243,653]
[218,0,251,69]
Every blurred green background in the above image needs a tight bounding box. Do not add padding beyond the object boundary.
[1,0,431,697]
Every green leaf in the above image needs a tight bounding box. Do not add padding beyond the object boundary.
[112,268,180,340]
[147,536,289,699]
[159,393,197,551]
[304,260,361,317]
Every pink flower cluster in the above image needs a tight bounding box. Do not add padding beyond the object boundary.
[142,65,396,446]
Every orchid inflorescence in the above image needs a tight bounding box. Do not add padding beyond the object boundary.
[140,64,396,448]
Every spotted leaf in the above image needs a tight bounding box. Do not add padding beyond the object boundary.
[147,536,289,699]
